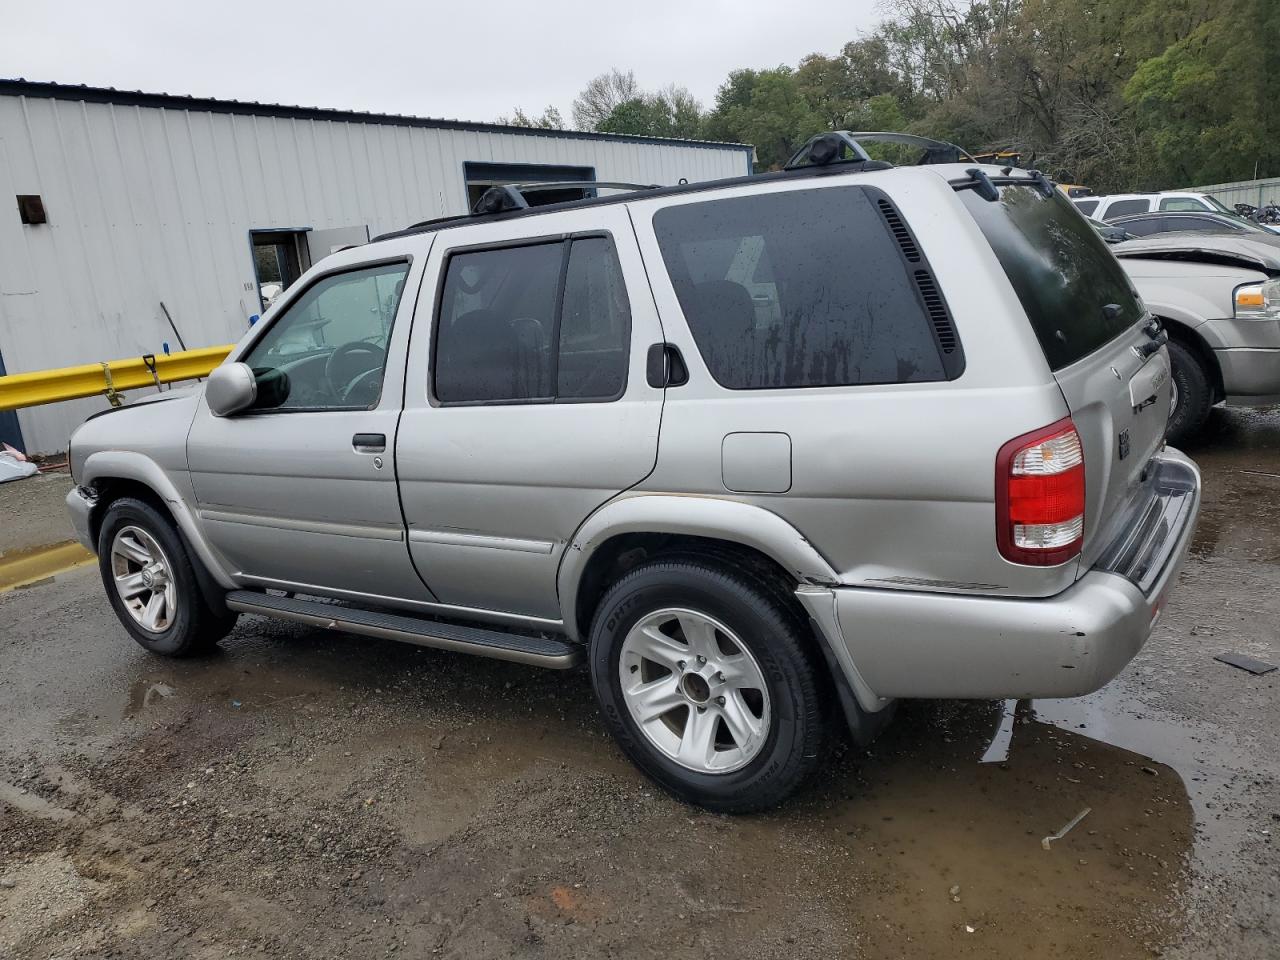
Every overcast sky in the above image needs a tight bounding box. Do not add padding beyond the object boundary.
[1,0,880,125]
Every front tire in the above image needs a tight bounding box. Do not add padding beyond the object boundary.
[97,497,237,657]
[588,558,828,813]
[1166,339,1212,445]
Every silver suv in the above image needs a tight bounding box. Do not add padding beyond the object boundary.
[66,146,1201,811]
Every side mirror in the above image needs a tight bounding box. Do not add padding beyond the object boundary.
[205,363,257,417]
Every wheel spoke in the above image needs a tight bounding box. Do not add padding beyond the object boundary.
[717,654,763,689]
[627,675,684,724]
[114,535,152,566]
[719,690,764,750]
[676,613,719,659]
[676,706,719,768]
[115,572,148,599]
[142,591,165,631]
[629,624,689,669]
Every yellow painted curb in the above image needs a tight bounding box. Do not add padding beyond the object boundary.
[0,541,97,593]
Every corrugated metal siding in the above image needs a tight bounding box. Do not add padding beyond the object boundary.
[1187,176,1280,209]
[0,92,750,452]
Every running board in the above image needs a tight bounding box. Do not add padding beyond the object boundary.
[225,590,582,669]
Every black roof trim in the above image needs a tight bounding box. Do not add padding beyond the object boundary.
[371,159,894,243]
[0,78,755,154]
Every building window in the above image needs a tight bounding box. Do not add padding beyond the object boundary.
[463,162,594,211]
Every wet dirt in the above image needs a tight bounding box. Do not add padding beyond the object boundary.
[1,406,1277,959]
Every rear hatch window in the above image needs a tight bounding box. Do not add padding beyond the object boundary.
[959,185,1144,369]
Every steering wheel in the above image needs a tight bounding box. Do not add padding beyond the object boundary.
[324,341,385,399]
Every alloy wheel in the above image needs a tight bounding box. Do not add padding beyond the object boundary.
[109,525,177,633]
[618,608,771,774]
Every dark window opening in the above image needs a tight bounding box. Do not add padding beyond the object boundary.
[463,162,594,211]
[653,186,959,390]
[434,236,630,404]
[16,195,46,225]
[1073,199,1099,217]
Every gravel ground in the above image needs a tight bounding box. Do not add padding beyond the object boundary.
[0,406,1276,959]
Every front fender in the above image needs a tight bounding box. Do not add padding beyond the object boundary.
[80,450,236,589]
[557,493,840,642]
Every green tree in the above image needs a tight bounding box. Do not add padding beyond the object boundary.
[1125,0,1279,184]
[497,106,566,129]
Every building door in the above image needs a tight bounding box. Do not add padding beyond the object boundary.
[0,349,24,452]
[250,229,310,311]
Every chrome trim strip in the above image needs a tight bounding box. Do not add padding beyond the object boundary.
[234,574,565,631]
[408,528,555,554]
[200,509,404,542]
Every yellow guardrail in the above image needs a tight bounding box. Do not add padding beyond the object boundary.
[0,345,233,411]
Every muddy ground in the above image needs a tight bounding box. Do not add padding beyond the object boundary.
[1,407,1277,959]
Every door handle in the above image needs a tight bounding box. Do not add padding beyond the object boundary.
[352,432,386,453]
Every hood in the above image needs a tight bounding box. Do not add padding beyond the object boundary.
[1112,233,1280,275]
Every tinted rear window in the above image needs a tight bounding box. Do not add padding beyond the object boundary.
[653,186,957,389]
[959,185,1144,370]
[1074,199,1099,216]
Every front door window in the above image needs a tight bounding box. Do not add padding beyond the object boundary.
[242,262,410,411]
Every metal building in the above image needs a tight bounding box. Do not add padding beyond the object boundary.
[0,79,753,453]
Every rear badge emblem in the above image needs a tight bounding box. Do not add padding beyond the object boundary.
[1118,429,1131,461]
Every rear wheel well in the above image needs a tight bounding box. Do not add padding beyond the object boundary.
[574,534,806,642]
[1160,317,1223,403]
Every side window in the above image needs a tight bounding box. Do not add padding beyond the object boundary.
[1074,199,1099,217]
[1159,197,1206,212]
[1104,199,1150,219]
[653,186,959,389]
[242,262,409,411]
[1117,218,1163,236]
[434,236,631,404]
[558,238,630,399]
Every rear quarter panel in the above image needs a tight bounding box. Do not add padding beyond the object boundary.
[627,168,1079,598]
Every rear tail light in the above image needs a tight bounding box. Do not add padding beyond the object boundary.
[995,418,1085,566]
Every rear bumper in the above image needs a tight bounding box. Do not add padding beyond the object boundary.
[806,450,1200,705]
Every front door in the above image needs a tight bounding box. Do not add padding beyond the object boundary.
[187,247,430,603]
[397,205,665,622]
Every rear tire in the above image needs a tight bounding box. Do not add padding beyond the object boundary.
[97,497,237,657]
[1166,339,1212,445]
[588,558,828,813]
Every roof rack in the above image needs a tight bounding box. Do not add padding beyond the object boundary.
[373,158,896,243]
[785,131,974,170]
[473,180,660,215]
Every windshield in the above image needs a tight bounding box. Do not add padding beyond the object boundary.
[960,185,1144,370]
[1204,195,1235,215]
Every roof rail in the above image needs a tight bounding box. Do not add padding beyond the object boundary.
[785,131,974,170]
[473,180,660,214]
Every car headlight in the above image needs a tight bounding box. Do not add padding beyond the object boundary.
[1234,278,1280,319]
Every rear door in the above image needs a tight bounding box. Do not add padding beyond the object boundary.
[959,183,1170,570]
[396,205,665,622]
